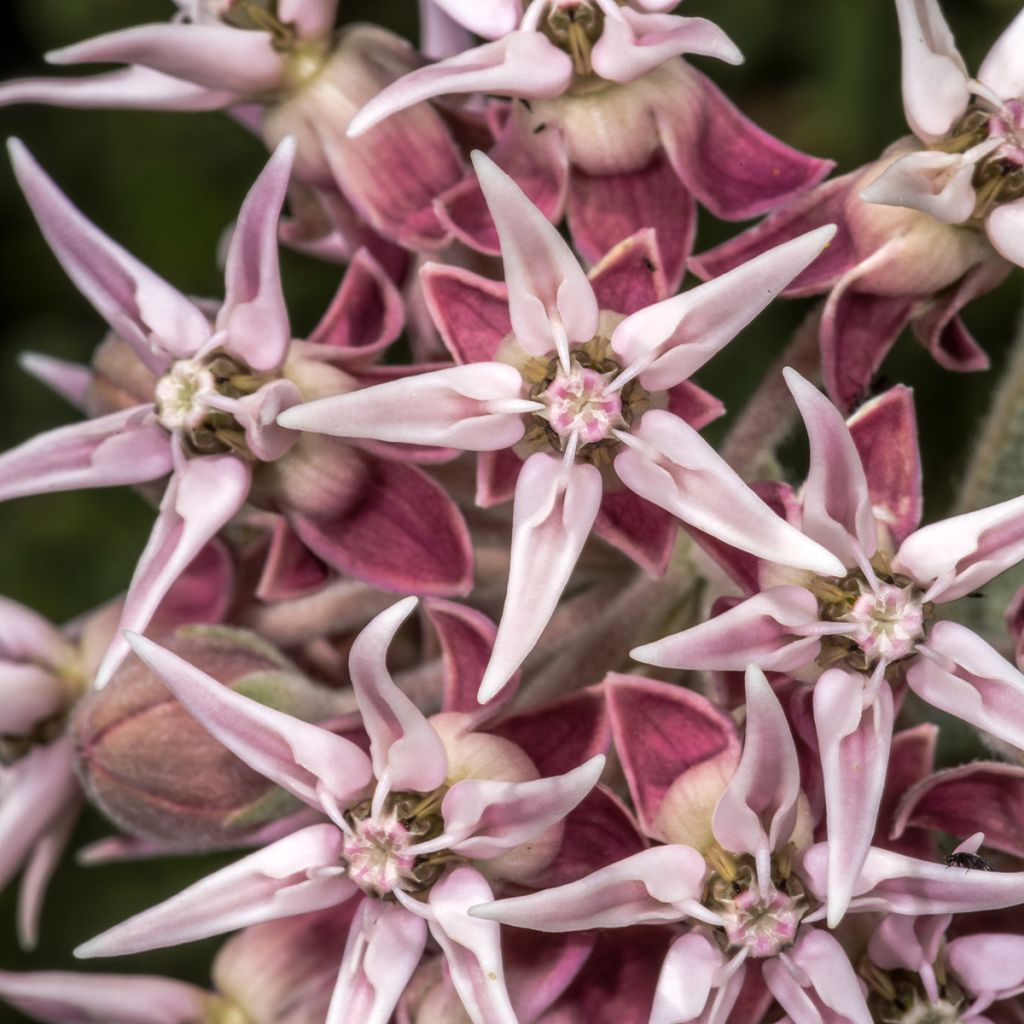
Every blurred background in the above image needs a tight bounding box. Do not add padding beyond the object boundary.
[0,0,1021,1009]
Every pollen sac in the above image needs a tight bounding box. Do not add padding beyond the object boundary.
[542,1,607,77]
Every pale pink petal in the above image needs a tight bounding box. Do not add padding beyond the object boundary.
[429,868,518,1024]
[0,969,209,1024]
[95,455,251,686]
[0,663,66,737]
[868,913,951,990]
[432,755,604,859]
[474,152,599,360]
[348,598,449,797]
[712,666,801,872]
[785,368,876,565]
[215,139,294,373]
[430,0,521,39]
[46,23,285,93]
[327,899,427,1024]
[204,378,301,462]
[0,406,172,503]
[814,670,894,927]
[477,453,604,702]
[592,9,742,84]
[615,412,845,576]
[978,7,1024,99]
[277,364,536,451]
[907,621,1024,751]
[648,932,736,1024]
[860,148,981,224]
[419,264,512,365]
[0,65,237,112]
[279,0,340,40]
[610,227,837,393]
[473,845,712,931]
[8,140,210,369]
[124,632,372,808]
[75,825,354,957]
[894,0,971,141]
[894,494,1024,601]
[18,802,80,952]
[347,35,573,137]
[419,0,475,59]
[947,933,1024,1004]
[18,353,92,411]
[986,196,1024,269]
[0,596,67,665]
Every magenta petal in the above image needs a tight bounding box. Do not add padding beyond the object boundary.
[593,489,677,576]
[568,158,695,294]
[150,538,234,629]
[632,586,826,673]
[878,724,938,859]
[648,931,735,1024]
[95,454,250,686]
[656,65,833,221]
[328,899,426,1024]
[256,518,329,602]
[215,139,293,373]
[0,406,171,503]
[814,670,894,927]
[349,598,449,798]
[287,453,473,597]
[19,352,92,411]
[8,140,210,369]
[0,969,209,1024]
[476,447,522,508]
[474,845,710,931]
[666,379,725,433]
[502,929,594,1023]
[75,825,354,958]
[606,675,739,841]
[848,385,923,546]
[125,632,372,807]
[420,264,512,365]
[587,229,672,315]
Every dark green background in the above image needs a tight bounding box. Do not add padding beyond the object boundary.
[0,0,1020,1010]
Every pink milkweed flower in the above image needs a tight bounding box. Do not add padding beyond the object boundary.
[474,667,874,1024]
[346,0,832,289]
[0,138,472,685]
[279,153,845,703]
[0,1,466,252]
[75,599,605,1024]
[633,368,1024,927]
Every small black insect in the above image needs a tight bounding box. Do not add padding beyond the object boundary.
[945,850,994,871]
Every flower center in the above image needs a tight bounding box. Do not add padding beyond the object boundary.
[538,361,623,445]
[862,961,967,1024]
[155,360,220,432]
[542,1,606,77]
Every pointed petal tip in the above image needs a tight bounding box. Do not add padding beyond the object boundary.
[475,665,511,705]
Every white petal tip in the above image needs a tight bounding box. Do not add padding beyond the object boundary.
[467,902,498,920]
[476,670,510,706]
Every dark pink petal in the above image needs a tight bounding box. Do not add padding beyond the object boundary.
[287,452,473,597]
[568,159,694,294]
[631,587,827,674]
[46,23,285,93]
[215,139,293,372]
[150,538,234,629]
[0,406,172,503]
[478,454,603,702]
[19,352,92,411]
[256,518,329,602]
[947,932,1024,1005]
[348,598,449,799]
[593,489,677,576]
[75,825,354,957]
[878,724,937,858]
[420,264,512,365]
[476,448,522,508]
[895,495,1024,603]
[428,868,518,1024]
[95,454,250,686]
[655,65,833,221]
[814,670,894,926]
[666,380,725,432]
[648,931,739,1024]
[607,675,739,841]
[124,632,372,808]
[9,139,211,369]
[587,228,672,314]
[0,969,209,1024]
[473,845,712,931]
[502,929,594,1024]
[891,762,1024,858]
[848,385,923,546]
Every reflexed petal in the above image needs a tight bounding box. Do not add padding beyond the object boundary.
[978,7,1024,101]
[615,412,845,576]
[8,139,211,369]
[0,596,67,666]
[347,35,573,137]
[348,598,449,797]
[0,406,172,504]
[648,932,737,1024]
[986,196,1024,269]
[893,0,971,141]
[611,227,837,393]
[420,264,512,365]
[477,454,603,702]
[947,933,1024,1004]
[868,913,951,981]
[894,494,1024,601]
[75,825,354,957]
[473,845,711,931]
[859,148,981,224]
[785,368,876,565]
[474,152,599,360]
[278,364,535,451]
[95,455,251,686]
[215,139,294,373]
[18,353,92,411]
[814,670,894,927]
[125,632,372,808]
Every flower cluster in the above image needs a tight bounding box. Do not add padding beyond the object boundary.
[2,1,1024,1022]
